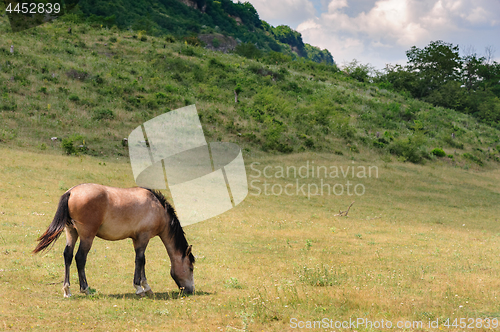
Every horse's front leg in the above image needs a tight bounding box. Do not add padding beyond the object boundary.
[75,237,94,295]
[141,266,153,295]
[133,237,153,296]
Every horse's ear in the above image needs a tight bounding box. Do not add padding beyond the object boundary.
[185,245,192,257]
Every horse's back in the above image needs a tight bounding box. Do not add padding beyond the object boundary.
[68,184,166,241]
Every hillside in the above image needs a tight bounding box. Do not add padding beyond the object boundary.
[39,0,334,64]
[1,17,500,168]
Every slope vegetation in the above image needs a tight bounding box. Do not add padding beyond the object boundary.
[1,18,499,168]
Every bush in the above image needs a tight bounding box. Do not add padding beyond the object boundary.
[235,42,262,59]
[180,46,197,57]
[262,122,293,153]
[304,138,314,149]
[165,35,176,43]
[335,118,356,140]
[431,148,446,157]
[184,36,203,47]
[389,137,427,163]
[208,58,226,69]
[92,108,115,120]
[247,64,282,80]
[373,137,390,148]
[68,94,80,102]
[211,37,220,49]
[62,134,85,155]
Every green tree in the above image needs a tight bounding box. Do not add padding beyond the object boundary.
[462,54,485,93]
[406,40,462,98]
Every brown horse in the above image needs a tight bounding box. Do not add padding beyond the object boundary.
[33,183,195,297]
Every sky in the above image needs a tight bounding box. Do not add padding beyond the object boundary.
[245,0,500,70]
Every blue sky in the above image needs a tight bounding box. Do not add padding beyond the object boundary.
[245,0,500,70]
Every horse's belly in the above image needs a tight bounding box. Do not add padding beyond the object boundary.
[96,222,135,241]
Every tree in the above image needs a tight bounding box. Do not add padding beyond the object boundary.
[462,54,485,93]
[406,40,462,98]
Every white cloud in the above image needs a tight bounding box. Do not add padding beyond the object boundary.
[245,0,500,68]
[295,0,500,68]
[328,0,348,11]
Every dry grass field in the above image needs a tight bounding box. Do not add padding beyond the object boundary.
[1,146,500,331]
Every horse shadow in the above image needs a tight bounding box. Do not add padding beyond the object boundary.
[106,289,212,300]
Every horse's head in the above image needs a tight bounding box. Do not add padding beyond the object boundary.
[170,245,195,294]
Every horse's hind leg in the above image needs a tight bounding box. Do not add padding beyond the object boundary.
[63,225,79,298]
[133,236,153,296]
[75,236,94,295]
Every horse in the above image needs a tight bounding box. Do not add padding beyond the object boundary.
[33,183,195,298]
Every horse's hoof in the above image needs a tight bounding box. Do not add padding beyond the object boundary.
[80,287,90,295]
[134,284,145,297]
[63,284,71,298]
[141,281,153,296]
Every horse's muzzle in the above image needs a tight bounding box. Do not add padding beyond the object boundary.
[182,286,194,295]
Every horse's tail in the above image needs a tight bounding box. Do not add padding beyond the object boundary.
[33,191,71,253]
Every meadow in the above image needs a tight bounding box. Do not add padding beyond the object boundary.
[1,11,500,332]
[1,146,500,331]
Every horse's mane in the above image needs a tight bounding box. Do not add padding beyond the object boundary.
[143,188,195,264]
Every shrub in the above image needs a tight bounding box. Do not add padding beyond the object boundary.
[265,51,292,65]
[304,138,314,149]
[211,37,220,48]
[68,94,80,102]
[247,64,283,80]
[431,148,446,157]
[235,42,262,59]
[208,58,225,69]
[165,35,176,43]
[335,118,356,140]
[389,137,427,163]
[155,92,167,99]
[184,36,203,47]
[180,46,197,57]
[92,108,115,120]
[262,122,293,153]
[373,137,390,148]
[109,36,117,43]
[62,134,85,155]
